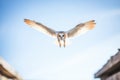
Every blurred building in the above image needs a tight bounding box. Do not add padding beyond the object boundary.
[95,49,120,80]
[0,57,23,80]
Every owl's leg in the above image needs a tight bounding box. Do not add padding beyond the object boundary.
[63,39,66,47]
[59,42,61,47]
[58,39,61,47]
[57,34,61,47]
[63,34,66,47]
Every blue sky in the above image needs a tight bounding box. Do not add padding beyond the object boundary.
[0,0,120,80]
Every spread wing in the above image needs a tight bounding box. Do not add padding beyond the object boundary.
[24,19,56,38]
[67,20,96,38]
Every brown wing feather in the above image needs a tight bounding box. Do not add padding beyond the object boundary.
[67,20,96,38]
[24,19,56,38]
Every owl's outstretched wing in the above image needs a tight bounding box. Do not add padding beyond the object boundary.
[24,19,56,38]
[67,20,96,38]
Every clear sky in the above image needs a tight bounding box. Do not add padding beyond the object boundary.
[0,0,120,80]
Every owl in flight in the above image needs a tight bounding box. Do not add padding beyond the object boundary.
[24,19,96,47]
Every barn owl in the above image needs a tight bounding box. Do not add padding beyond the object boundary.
[24,19,96,47]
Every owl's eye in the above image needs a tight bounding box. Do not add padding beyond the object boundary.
[59,35,61,37]
[62,35,64,37]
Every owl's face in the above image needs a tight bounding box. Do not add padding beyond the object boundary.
[57,32,66,40]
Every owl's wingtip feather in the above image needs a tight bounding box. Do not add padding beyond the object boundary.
[24,19,33,25]
[87,20,96,30]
